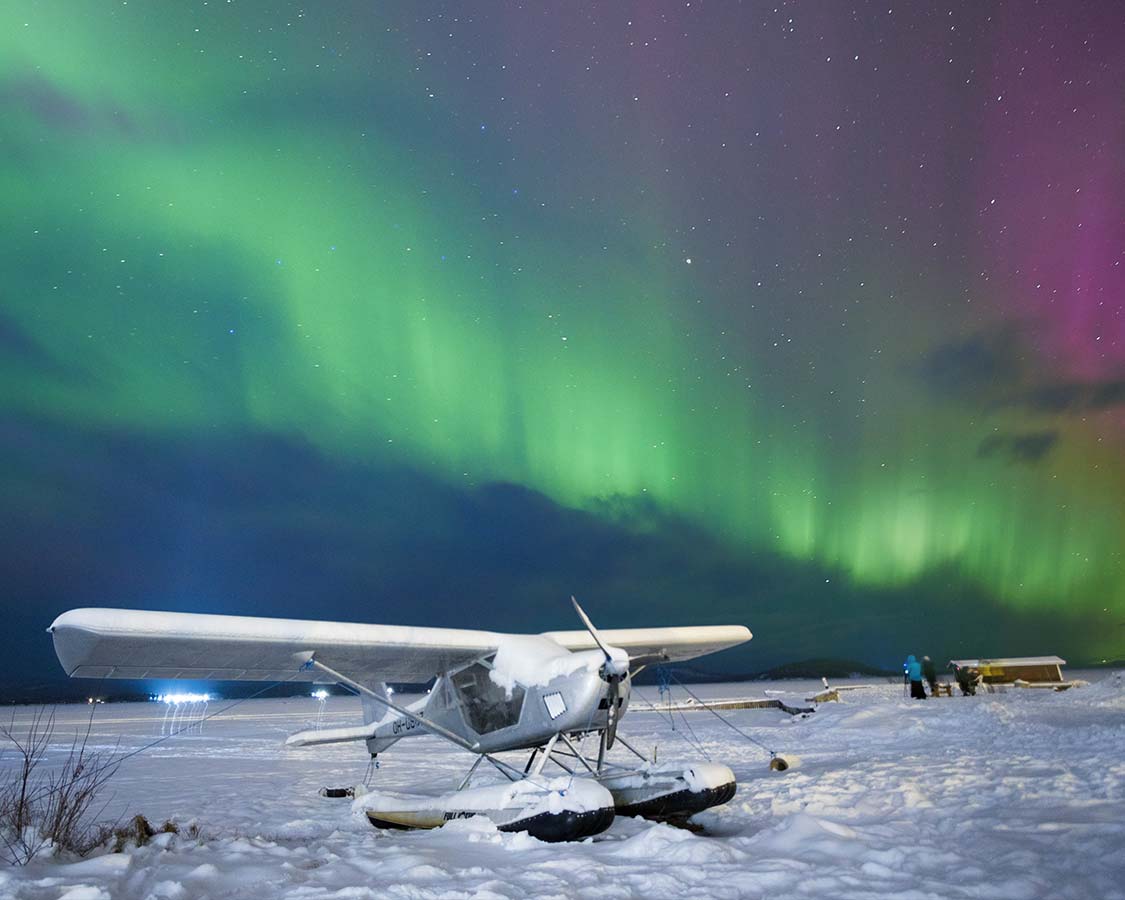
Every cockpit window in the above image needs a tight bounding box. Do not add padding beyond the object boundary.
[451,661,525,735]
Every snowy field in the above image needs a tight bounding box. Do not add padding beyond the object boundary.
[2,673,1123,900]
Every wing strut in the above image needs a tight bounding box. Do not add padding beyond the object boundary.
[307,658,479,752]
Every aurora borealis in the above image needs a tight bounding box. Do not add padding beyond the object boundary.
[2,1,1123,688]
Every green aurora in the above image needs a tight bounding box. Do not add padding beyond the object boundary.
[2,3,1123,666]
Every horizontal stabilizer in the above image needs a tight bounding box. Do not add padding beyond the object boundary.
[285,724,379,747]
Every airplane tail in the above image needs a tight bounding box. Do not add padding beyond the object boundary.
[361,684,398,728]
[364,683,431,755]
[285,682,401,749]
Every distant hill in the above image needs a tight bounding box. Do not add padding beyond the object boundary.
[631,657,898,685]
[0,681,332,706]
[752,658,899,679]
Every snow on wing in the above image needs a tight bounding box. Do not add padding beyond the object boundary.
[541,624,751,665]
[48,608,503,684]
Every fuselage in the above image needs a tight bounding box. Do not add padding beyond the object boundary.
[367,650,631,755]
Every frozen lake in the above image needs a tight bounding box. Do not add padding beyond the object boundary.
[2,674,1123,899]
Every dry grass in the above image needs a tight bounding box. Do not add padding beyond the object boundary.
[0,707,122,865]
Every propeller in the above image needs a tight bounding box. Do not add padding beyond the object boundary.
[571,596,628,750]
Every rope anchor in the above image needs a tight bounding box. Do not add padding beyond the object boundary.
[665,670,793,772]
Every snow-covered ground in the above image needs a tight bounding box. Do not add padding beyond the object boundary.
[2,672,1123,899]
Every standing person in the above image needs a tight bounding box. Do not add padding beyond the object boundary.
[922,656,938,695]
[950,662,982,696]
[904,654,926,699]
[952,663,971,695]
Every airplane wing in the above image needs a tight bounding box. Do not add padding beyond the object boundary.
[541,625,751,666]
[49,608,503,684]
[49,608,752,685]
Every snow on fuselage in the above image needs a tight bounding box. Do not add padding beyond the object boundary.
[368,645,631,756]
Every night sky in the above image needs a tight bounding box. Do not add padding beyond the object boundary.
[2,1,1123,692]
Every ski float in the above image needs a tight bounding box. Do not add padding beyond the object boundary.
[597,762,737,820]
[355,777,615,842]
[343,761,737,842]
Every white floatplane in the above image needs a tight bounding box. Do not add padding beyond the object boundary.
[48,599,751,841]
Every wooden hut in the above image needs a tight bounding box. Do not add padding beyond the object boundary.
[948,656,1073,689]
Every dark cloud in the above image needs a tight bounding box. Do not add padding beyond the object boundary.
[0,412,1112,698]
[0,312,59,368]
[0,74,136,136]
[916,329,1027,401]
[977,430,1060,465]
[1011,378,1125,414]
[919,329,1125,420]
[0,311,90,383]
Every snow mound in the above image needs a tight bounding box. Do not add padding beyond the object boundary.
[57,887,111,900]
[751,812,859,860]
[1076,670,1124,706]
[683,762,736,792]
[615,822,743,865]
[354,775,612,819]
[57,855,133,878]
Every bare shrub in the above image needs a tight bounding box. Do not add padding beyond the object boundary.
[0,707,122,865]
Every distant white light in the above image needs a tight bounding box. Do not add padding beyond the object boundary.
[311,689,329,700]
[156,692,211,704]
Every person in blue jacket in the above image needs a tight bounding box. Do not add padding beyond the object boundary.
[904,654,926,699]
